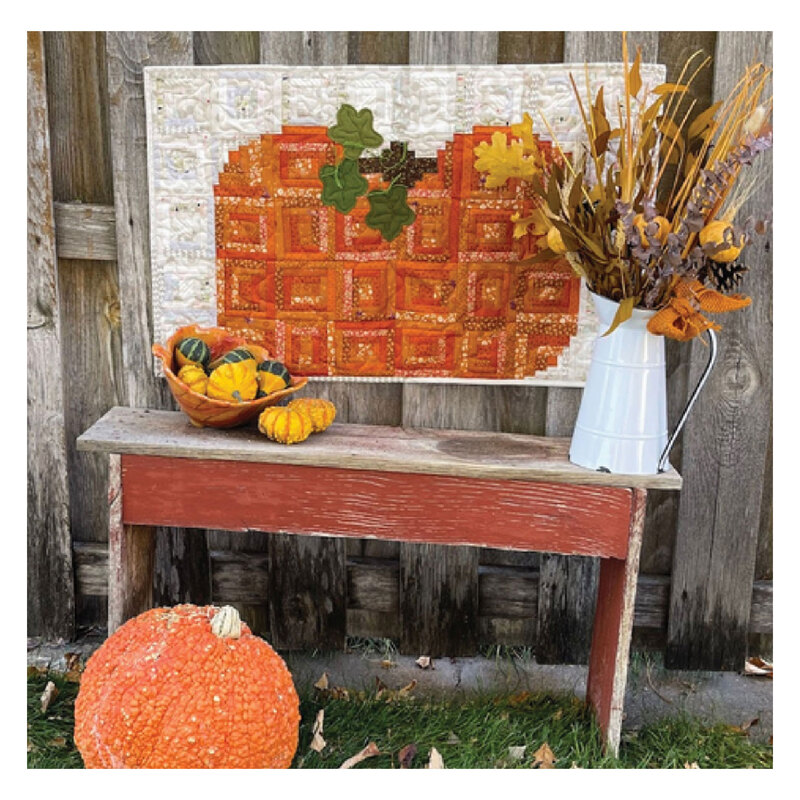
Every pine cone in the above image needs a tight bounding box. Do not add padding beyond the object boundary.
[709,261,748,292]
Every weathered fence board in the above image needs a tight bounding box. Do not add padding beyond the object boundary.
[27,32,75,640]
[105,31,213,618]
[666,31,773,671]
[43,31,121,632]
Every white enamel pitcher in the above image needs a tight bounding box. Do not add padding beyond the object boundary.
[569,292,718,475]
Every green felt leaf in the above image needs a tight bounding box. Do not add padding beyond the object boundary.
[327,104,384,159]
[365,185,416,242]
[319,160,369,214]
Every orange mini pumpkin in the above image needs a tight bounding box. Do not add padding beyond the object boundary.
[288,398,336,433]
[74,604,300,769]
[258,406,313,445]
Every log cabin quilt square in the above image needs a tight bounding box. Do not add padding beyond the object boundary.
[144,63,665,384]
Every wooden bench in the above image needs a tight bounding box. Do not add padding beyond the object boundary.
[78,405,681,755]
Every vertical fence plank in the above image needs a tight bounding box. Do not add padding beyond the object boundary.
[194,31,266,634]
[257,31,351,649]
[28,32,75,640]
[397,32,501,657]
[667,31,773,670]
[106,32,212,621]
[43,31,120,631]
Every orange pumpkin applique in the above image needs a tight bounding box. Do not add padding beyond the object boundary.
[74,604,300,769]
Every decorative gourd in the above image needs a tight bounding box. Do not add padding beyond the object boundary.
[74,604,300,768]
[633,214,670,247]
[177,363,209,395]
[175,337,211,369]
[258,406,312,445]
[256,359,291,397]
[206,359,258,403]
[699,219,744,263]
[207,347,255,371]
[288,397,336,433]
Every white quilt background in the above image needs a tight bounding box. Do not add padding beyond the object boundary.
[144,62,666,384]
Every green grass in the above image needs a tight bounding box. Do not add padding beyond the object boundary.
[27,670,772,769]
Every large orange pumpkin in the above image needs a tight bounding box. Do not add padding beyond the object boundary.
[74,604,300,769]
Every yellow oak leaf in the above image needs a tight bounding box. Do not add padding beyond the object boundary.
[511,112,543,160]
[474,132,538,188]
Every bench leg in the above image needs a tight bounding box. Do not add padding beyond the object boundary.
[107,454,155,634]
[586,488,646,757]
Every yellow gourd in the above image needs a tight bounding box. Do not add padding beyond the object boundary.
[206,360,258,403]
[287,398,336,433]
[546,226,567,255]
[633,214,670,247]
[258,406,312,445]
[699,220,744,263]
[177,363,209,396]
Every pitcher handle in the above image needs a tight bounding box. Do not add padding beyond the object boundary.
[657,329,718,473]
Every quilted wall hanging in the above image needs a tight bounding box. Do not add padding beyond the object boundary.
[144,63,665,384]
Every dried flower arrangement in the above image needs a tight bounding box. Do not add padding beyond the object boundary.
[475,33,773,341]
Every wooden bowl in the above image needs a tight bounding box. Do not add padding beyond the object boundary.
[152,324,308,429]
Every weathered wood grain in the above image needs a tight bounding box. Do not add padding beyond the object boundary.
[260,31,349,65]
[400,543,480,657]
[106,31,188,411]
[78,407,683,490]
[72,543,773,635]
[194,32,260,65]
[667,31,773,671]
[267,533,347,651]
[27,31,75,640]
[348,32,409,65]
[105,31,214,625]
[54,202,117,261]
[119,454,636,558]
[44,31,122,632]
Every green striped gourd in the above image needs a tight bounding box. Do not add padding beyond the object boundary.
[256,360,291,397]
[174,337,211,370]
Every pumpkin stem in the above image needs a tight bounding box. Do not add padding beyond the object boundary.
[210,605,243,639]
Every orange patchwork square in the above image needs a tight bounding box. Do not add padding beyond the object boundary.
[460,327,510,377]
[218,258,276,320]
[333,321,394,376]
[395,262,461,318]
[277,263,336,318]
[517,263,580,314]
[274,201,332,261]
[466,263,513,320]
[279,319,329,375]
[395,323,459,376]
[338,262,394,321]
[403,196,456,261]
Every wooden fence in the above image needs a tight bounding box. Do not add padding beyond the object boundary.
[27,31,772,670]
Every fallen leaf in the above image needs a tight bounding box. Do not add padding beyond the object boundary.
[427,747,445,769]
[415,656,433,670]
[531,742,557,769]
[64,670,82,684]
[40,681,58,713]
[740,718,760,734]
[48,737,67,749]
[309,709,326,753]
[339,741,380,769]
[380,659,396,669]
[398,743,417,768]
[570,762,583,769]
[553,709,563,721]
[744,657,773,678]
[508,745,527,761]
[64,652,83,672]
[27,665,47,679]
[27,741,34,753]
[446,731,461,745]
[684,762,700,769]
[314,672,329,690]
[398,679,417,696]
